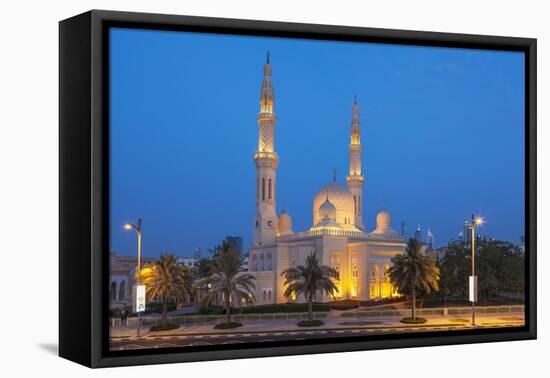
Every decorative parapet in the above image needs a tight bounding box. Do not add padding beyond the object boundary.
[277,228,405,243]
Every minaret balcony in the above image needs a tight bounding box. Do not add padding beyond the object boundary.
[254,151,279,167]
[346,174,365,185]
[258,112,277,123]
[349,144,362,152]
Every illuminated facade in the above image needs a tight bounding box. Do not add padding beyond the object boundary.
[248,55,406,304]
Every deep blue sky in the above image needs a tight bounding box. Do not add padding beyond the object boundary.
[110,28,525,258]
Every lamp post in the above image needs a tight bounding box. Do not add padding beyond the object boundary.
[470,215,484,326]
[124,219,143,337]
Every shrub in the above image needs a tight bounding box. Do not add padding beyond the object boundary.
[330,304,359,311]
[297,320,324,327]
[400,317,427,324]
[240,303,330,314]
[213,322,243,329]
[149,323,180,332]
[198,306,225,315]
[146,302,177,314]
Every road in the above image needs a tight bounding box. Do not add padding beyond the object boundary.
[110,321,522,351]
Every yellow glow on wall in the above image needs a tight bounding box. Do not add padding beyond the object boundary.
[380,281,391,299]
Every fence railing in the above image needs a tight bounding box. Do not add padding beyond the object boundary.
[110,305,524,327]
[339,305,525,319]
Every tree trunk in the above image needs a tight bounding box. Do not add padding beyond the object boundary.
[308,296,313,321]
[162,302,168,325]
[411,283,416,321]
[226,293,232,323]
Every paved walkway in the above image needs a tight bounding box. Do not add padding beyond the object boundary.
[110,311,524,339]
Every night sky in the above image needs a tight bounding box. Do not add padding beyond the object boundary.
[109,28,525,258]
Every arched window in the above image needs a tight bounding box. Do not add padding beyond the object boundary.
[266,253,272,271]
[252,255,258,271]
[259,254,265,271]
[354,196,357,214]
[372,265,379,278]
[118,281,126,301]
[263,290,267,301]
[268,290,272,301]
[262,178,266,201]
[110,282,117,302]
[268,178,272,200]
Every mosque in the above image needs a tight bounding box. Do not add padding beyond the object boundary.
[248,54,406,304]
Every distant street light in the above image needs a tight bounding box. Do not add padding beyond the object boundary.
[124,219,143,337]
[470,215,484,326]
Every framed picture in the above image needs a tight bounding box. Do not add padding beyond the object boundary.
[59,10,536,368]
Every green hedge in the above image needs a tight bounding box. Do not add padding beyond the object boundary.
[330,304,359,311]
[239,303,330,314]
[147,302,177,314]
[149,323,179,332]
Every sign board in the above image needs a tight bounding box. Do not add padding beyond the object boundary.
[133,284,146,313]
[469,275,478,302]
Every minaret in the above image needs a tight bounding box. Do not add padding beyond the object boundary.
[346,97,365,230]
[253,52,279,246]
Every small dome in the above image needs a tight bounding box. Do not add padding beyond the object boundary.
[376,210,391,229]
[277,211,293,236]
[373,209,398,235]
[319,198,337,221]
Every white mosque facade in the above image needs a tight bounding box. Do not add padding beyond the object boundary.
[248,55,406,304]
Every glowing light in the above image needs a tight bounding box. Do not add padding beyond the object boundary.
[123,223,133,230]
[474,216,484,226]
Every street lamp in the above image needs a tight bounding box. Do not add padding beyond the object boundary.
[124,219,143,337]
[470,214,484,326]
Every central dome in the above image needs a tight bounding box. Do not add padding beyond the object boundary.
[312,182,356,228]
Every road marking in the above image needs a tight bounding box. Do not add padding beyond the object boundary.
[155,343,178,348]
[121,344,146,350]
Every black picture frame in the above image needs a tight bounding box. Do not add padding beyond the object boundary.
[59,9,537,368]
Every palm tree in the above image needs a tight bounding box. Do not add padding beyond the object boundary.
[138,253,192,325]
[389,238,440,320]
[194,241,256,324]
[281,251,339,321]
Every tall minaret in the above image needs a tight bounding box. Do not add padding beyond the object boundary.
[346,97,365,230]
[253,52,279,246]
